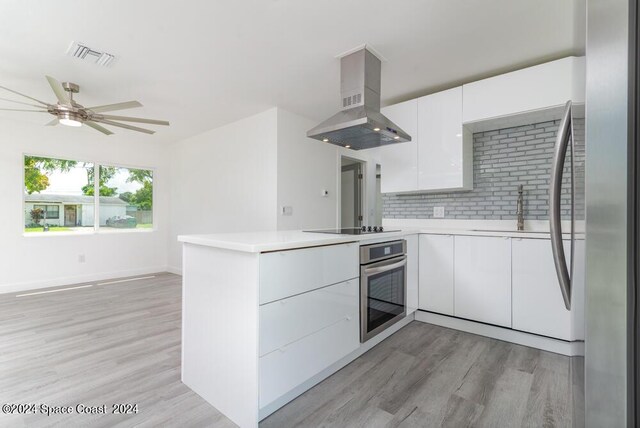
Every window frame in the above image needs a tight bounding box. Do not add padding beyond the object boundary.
[22,153,156,236]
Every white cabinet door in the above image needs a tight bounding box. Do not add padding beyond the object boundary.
[462,56,586,123]
[405,234,419,314]
[417,87,471,191]
[379,99,418,193]
[571,239,586,340]
[512,238,584,341]
[454,236,512,327]
[418,234,454,315]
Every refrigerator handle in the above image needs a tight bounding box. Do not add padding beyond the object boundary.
[549,100,573,310]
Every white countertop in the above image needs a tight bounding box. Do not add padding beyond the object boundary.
[178,227,579,253]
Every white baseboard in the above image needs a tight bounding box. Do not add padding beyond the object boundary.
[415,310,584,357]
[167,265,182,275]
[259,312,415,421]
[0,265,171,295]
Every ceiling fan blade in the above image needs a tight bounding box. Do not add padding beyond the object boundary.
[87,101,143,113]
[85,121,114,135]
[92,118,154,134]
[45,118,59,126]
[45,75,70,104]
[95,114,169,126]
[0,85,49,106]
[0,108,47,112]
[0,97,48,109]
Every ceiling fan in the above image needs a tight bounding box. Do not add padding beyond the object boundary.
[0,76,169,135]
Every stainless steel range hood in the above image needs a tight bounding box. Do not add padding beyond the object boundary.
[307,47,411,150]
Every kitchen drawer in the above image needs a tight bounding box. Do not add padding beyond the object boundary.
[259,309,359,408]
[259,243,359,304]
[259,279,358,356]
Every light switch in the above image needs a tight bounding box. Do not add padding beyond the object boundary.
[433,206,445,218]
[281,206,293,216]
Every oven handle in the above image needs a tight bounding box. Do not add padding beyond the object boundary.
[362,256,407,275]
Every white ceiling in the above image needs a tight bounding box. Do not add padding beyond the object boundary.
[0,0,585,144]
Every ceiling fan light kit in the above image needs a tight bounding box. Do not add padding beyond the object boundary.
[0,75,169,135]
[58,111,82,127]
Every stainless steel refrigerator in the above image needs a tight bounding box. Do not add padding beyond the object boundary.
[583,0,637,426]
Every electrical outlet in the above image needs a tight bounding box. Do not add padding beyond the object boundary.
[433,206,445,218]
[281,206,293,216]
[78,254,86,263]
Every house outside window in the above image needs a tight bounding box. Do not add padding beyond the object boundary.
[24,155,154,234]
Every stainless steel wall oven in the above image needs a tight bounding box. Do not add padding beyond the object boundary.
[360,239,407,342]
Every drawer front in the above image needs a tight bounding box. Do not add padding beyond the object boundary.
[259,310,359,408]
[259,243,359,304]
[260,279,358,356]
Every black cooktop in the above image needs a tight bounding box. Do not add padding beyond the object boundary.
[304,226,399,235]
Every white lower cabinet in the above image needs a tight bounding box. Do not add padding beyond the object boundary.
[259,243,358,304]
[405,234,419,314]
[454,236,512,327]
[512,238,585,341]
[259,279,358,356]
[418,234,454,315]
[259,282,359,407]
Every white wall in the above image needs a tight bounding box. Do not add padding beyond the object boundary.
[3,106,385,291]
[275,108,381,230]
[0,117,170,293]
[276,109,337,231]
[168,108,279,271]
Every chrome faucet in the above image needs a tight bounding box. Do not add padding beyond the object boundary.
[516,185,524,231]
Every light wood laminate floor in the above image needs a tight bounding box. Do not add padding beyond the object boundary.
[0,273,583,427]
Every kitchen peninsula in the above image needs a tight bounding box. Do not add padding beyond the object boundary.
[178,229,418,428]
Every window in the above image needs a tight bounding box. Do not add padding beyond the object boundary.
[24,156,95,233]
[24,155,154,234]
[99,165,153,231]
[33,205,60,220]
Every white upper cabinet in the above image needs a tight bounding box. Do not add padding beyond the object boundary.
[380,88,471,193]
[417,87,472,191]
[462,56,586,124]
[380,56,584,194]
[379,99,418,193]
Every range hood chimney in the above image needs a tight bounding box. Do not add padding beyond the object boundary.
[307,47,411,150]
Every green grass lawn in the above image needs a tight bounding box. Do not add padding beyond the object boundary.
[24,224,152,232]
[24,226,71,233]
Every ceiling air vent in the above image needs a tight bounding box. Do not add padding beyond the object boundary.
[66,41,115,67]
